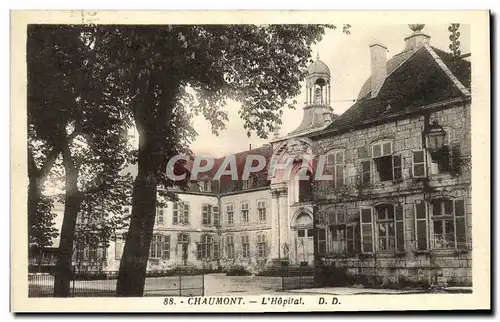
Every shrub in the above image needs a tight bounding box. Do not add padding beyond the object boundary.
[226,266,252,276]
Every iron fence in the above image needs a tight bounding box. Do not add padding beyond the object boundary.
[28,271,204,297]
[280,267,316,291]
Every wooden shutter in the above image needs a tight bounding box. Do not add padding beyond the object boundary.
[454,199,467,249]
[414,202,428,251]
[361,161,371,186]
[172,203,178,224]
[412,150,427,178]
[394,204,405,252]
[360,208,374,253]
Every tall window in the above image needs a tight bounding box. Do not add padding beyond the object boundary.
[431,199,466,249]
[412,150,427,178]
[213,205,219,227]
[257,200,267,221]
[173,202,190,225]
[327,151,345,188]
[317,228,327,255]
[371,141,403,182]
[226,235,234,259]
[156,208,164,225]
[329,210,346,253]
[197,234,213,260]
[241,202,249,223]
[150,234,170,259]
[241,235,250,258]
[257,234,267,257]
[202,204,217,225]
[199,180,212,192]
[298,169,313,202]
[226,203,234,225]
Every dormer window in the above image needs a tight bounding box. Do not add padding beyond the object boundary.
[371,140,402,182]
[199,179,211,192]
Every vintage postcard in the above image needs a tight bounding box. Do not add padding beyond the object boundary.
[11,10,491,313]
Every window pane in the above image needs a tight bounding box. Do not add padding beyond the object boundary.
[318,228,326,240]
[336,212,344,224]
[363,242,373,253]
[307,229,314,237]
[432,200,442,216]
[298,229,305,237]
[444,200,453,215]
[373,144,382,158]
[383,142,392,155]
[445,219,455,234]
[414,164,425,177]
[434,220,443,234]
[413,150,424,163]
[336,152,344,164]
[378,223,387,237]
[395,205,403,220]
[387,206,394,220]
[377,207,386,220]
[415,203,426,219]
[361,209,372,223]
[336,166,344,187]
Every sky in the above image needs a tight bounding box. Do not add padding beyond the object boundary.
[189,23,470,158]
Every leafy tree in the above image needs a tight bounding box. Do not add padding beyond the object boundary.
[27,25,133,296]
[98,24,350,296]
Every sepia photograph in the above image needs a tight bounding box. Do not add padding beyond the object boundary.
[10,10,490,313]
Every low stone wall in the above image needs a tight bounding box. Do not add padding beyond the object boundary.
[323,252,472,288]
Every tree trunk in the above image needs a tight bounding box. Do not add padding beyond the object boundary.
[53,142,82,297]
[116,134,159,296]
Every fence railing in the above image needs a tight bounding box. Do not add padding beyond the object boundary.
[28,271,204,297]
[279,267,316,291]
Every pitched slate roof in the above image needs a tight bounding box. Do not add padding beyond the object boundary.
[316,44,471,136]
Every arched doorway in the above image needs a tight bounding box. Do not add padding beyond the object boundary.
[293,212,314,266]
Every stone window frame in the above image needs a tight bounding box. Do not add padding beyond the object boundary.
[328,208,347,254]
[370,139,403,183]
[202,204,218,226]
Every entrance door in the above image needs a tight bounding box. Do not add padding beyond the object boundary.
[296,228,314,266]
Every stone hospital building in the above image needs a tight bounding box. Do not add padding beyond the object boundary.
[50,25,472,286]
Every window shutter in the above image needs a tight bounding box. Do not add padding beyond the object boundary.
[372,143,382,158]
[414,202,428,251]
[394,204,405,252]
[360,208,374,253]
[213,206,219,227]
[213,242,219,259]
[454,199,466,249]
[412,150,427,178]
[184,204,190,224]
[361,161,371,186]
[393,155,402,181]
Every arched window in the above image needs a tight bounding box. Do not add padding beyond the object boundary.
[298,169,313,202]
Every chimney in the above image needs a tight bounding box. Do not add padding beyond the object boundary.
[369,41,387,98]
[404,24,431,51]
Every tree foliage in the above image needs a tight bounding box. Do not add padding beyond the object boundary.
[92,24,350,296]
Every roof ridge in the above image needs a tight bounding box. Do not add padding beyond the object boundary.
[422,42,470,96]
